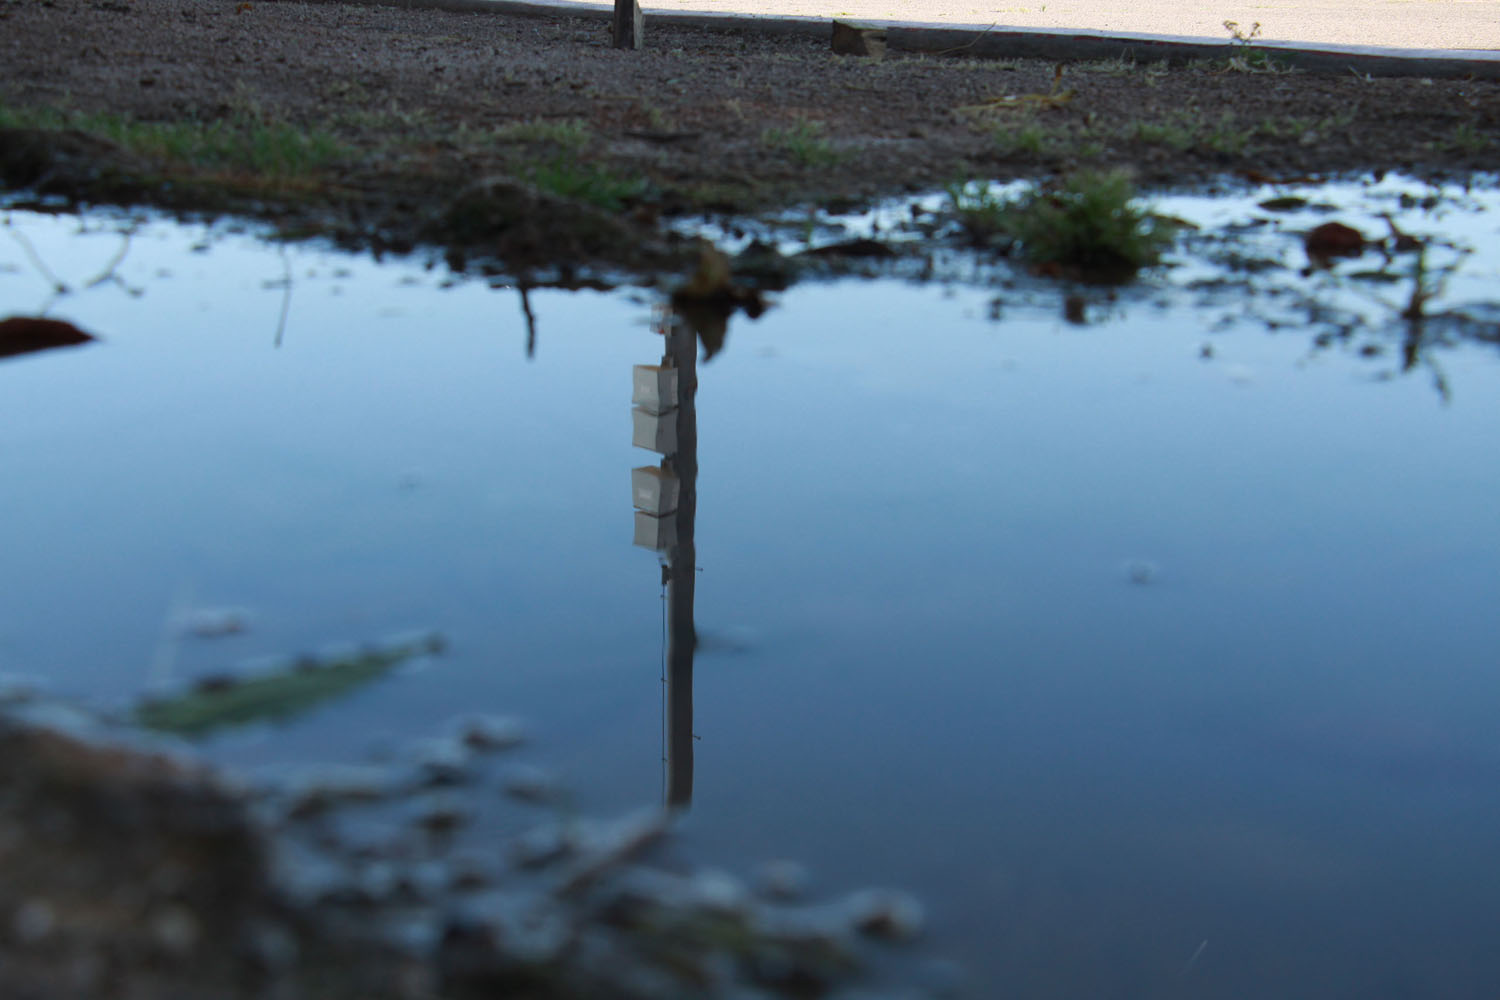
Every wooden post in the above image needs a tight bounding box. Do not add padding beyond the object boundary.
[613,0,643,49]
[830,19,887,59]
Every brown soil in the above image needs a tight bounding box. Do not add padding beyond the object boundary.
[1,0,1497,272]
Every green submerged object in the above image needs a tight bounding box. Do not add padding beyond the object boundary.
[136,632,444,737]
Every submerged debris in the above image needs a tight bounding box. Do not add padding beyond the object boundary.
[455,714,529,753]
[135,632,445,737]
[0,692,945,1000]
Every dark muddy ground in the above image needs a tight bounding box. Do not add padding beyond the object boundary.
[1,0,1497,276]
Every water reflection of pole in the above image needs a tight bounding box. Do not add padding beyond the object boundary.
[664,315,696,809]
[631,308,697,810]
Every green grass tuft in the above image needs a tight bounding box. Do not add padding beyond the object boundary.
[762,120,845,167]
[526,156,648,211]
[0,100,347,178]
[493,118,592,150]
[950,170,1177,282]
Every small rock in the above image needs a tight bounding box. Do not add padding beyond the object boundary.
[408,737,472,787]
[1304,221,1365,261]
[831,19,887,59]
[1257,196,1308,212]
[0,315,97,359]
[502,764,560,805]
[447,852,497,891]
[282,764,395,819]
[754,859,810,901]
[410,793,471,835]
[191,673,240,694]
[844,888,925,941]
[1063,294,1087,325]
[455,714,527,753]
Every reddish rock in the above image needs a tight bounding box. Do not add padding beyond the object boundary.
[0,316,96,359]
[1304,221,1365,261]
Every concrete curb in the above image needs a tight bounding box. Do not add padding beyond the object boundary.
[350,0,1500,80]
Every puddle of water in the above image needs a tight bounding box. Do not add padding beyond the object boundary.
[3,178,1500,998]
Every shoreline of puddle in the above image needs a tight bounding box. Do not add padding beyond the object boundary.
[3,169,1499,998]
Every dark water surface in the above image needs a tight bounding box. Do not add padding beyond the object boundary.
[3,180,1499,998]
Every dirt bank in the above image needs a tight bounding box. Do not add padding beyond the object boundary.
[2,0,1496,276]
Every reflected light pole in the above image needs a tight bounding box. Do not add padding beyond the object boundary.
[631,307,697,809]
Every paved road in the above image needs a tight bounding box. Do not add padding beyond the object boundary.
[591,0,1500,51]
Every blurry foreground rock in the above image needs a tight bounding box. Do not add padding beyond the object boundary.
[0,703,287,1000]
[0,316,97,360]
[1,692,942,1000]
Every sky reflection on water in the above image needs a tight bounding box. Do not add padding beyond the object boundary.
[2,183,1499,997]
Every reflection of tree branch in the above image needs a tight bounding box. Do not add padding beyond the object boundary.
[7,219,145,310]
[5,221,69,308]
[519,284,537,360]
[1397,246,1453,404]
[1400,245,1430,373]
[1427,362,1451,405]
[273,247,293,349]
[1273,230,1480,402]
[83,232,137,293]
